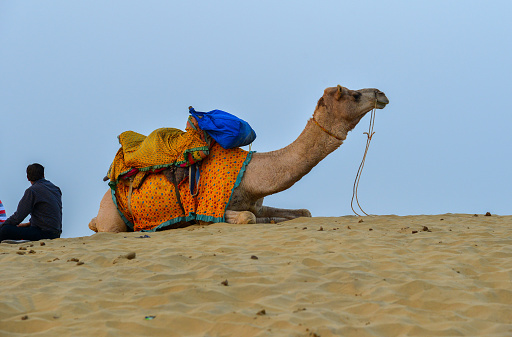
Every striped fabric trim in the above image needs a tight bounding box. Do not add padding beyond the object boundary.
[0,200,6,222]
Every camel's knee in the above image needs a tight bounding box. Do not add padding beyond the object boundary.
[225,210,256,224]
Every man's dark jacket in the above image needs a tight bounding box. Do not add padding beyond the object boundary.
[2,179,62,234]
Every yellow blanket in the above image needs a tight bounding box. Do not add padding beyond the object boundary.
[107,119,210,190]
[112,143,252,231]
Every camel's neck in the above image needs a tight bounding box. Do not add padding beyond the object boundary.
[243,112,347,198]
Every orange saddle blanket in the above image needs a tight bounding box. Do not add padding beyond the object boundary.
[112,143,252,231]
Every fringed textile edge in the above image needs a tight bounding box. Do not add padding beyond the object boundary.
[107,145,210,190]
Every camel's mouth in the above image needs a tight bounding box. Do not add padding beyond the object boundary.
[375,92,389,109]
[375,101,388,109]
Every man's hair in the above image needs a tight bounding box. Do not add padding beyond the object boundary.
[27,163,45,182]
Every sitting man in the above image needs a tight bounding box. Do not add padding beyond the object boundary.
[0,163,62,242]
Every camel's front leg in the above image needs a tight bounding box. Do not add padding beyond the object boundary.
[254,206,311,223]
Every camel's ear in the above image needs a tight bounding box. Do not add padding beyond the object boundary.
[335,85,344,100]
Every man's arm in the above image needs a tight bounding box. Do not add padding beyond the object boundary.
[1,189,34,227]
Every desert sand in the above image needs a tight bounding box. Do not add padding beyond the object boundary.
[1,214,511,336]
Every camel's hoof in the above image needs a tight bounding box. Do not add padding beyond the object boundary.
[225,210,256,224]
[300,209,312,217]
[88,217,98,232]
[238,211,257,224]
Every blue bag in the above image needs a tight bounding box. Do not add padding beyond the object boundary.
[189,107,256,149]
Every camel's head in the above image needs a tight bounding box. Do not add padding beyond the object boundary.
[314,85,389,136]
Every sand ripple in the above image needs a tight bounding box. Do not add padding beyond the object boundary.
[1,214,511,336]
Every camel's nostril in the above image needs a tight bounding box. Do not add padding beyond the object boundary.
[374,90,388,104]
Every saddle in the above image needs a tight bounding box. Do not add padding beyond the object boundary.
[112,143,252,231]
[105,113,254,231]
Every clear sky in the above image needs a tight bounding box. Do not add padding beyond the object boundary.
[1,1,510,238]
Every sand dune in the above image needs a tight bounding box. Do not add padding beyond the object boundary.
[1,214,511,336]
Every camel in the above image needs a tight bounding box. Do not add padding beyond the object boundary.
[89,85,389,232]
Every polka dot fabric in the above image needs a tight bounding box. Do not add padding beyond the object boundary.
[115,173,195,231]
[113,143,252,231]
[195,143,250,222]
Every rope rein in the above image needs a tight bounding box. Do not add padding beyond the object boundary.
[311,117,345,141]
[311,93,379,216]
[351,98,377,216]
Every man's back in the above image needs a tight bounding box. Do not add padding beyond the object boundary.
[2,178,62,234]
[29,179,62,234]
[0,163,63,242]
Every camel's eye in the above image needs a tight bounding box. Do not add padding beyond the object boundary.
[352,92,362,101]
